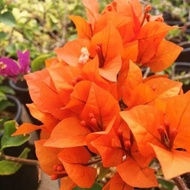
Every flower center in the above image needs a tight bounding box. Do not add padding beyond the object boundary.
[96,44,105,68]
[0,62,7,69]
[157,121,178,150]
[81,112,102,132]
[78,47,90,64]
[117,129,132,156]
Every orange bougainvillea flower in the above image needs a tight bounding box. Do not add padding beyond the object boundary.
[91,120,158,188]
[12,0,188,189]
[24,69,68,120]
[117,60,182,108]
[69,15,93,40]
[135,21,183,72]
[47,64,82,105]
[66,81,120,131]
[141,40,183,72]
[120,91,190,179]
[127,76,182,109]
[58,147,97,188]
[45,80,120,149]
[90,23,123,81]
[60,177,76,190]
[55,38,91,67]
[103,172,134,190]
[44,117,90,148]
[55,22,123,82]
[102,0,142,19]
[35,139,64,176]
[82,0,99,28]
[117,60,142,103]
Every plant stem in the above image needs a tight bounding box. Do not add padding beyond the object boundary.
[172,73,190,81]
[84,157,102,166]
[173,176,188,190]
[3,154,39,166]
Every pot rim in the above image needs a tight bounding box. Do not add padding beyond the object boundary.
[9,80,28,92]
[6,94,22,122]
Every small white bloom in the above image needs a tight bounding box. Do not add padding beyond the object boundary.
[78,47,90,64]
[0,62,7,69]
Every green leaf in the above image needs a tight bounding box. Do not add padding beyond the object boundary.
[0,147,30,175]
[23,28,34,41]
[0,85,15,95]
[0,99,14,112]
[0,120,30,150]
[0,91,7,102]
[73,183,102,190]
[158,178,175,190]
[0,1,5,11]
[0,11,16,27]
[31,54,53,72]
[5,44,16,56]
[0,31,7,40]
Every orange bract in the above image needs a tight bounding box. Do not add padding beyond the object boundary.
[58,147,97,188]
[121,92,190,179]
[136,22,182,71]
[103,173,134,190]
[44,117,90,148]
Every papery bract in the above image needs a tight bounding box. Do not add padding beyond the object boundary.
[82,0,99,27]
[121,92,190,179]
[69,15,93,39]
[103,173,134,190]
[58,147,97,188]
[120,105,165,157]
[35,140,63,176]
[45,117,90,148]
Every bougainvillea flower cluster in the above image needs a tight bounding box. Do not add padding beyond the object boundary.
[0,50,30,79]
[13,0,190,189]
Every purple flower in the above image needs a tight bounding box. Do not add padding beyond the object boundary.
[17,50,30,74]
[0,50,30,79]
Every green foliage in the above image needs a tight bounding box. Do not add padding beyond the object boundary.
[0,80,15,126]
[0,120,30,151]
[158,178,175,190]
[0,148,30,175]
[31,53,54,72]
[0,0,85,59]
[0,11,16,27]
[0,85,15,95]
[0,121,31,175]
[73,183,102,190]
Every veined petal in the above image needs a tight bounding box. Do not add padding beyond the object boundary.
[117,154,158,188]
[150,144,190,179]
[120,105,165,157]
[45,117,90,148]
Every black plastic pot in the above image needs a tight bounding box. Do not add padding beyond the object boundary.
[7,94,23,125]
[9,80,30,105]
[163,11,184,27]
[175,41,190,63]
[0,144,39,190]
[0,95,22,137]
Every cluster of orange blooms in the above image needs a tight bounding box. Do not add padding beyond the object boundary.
[13,0,190,189]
